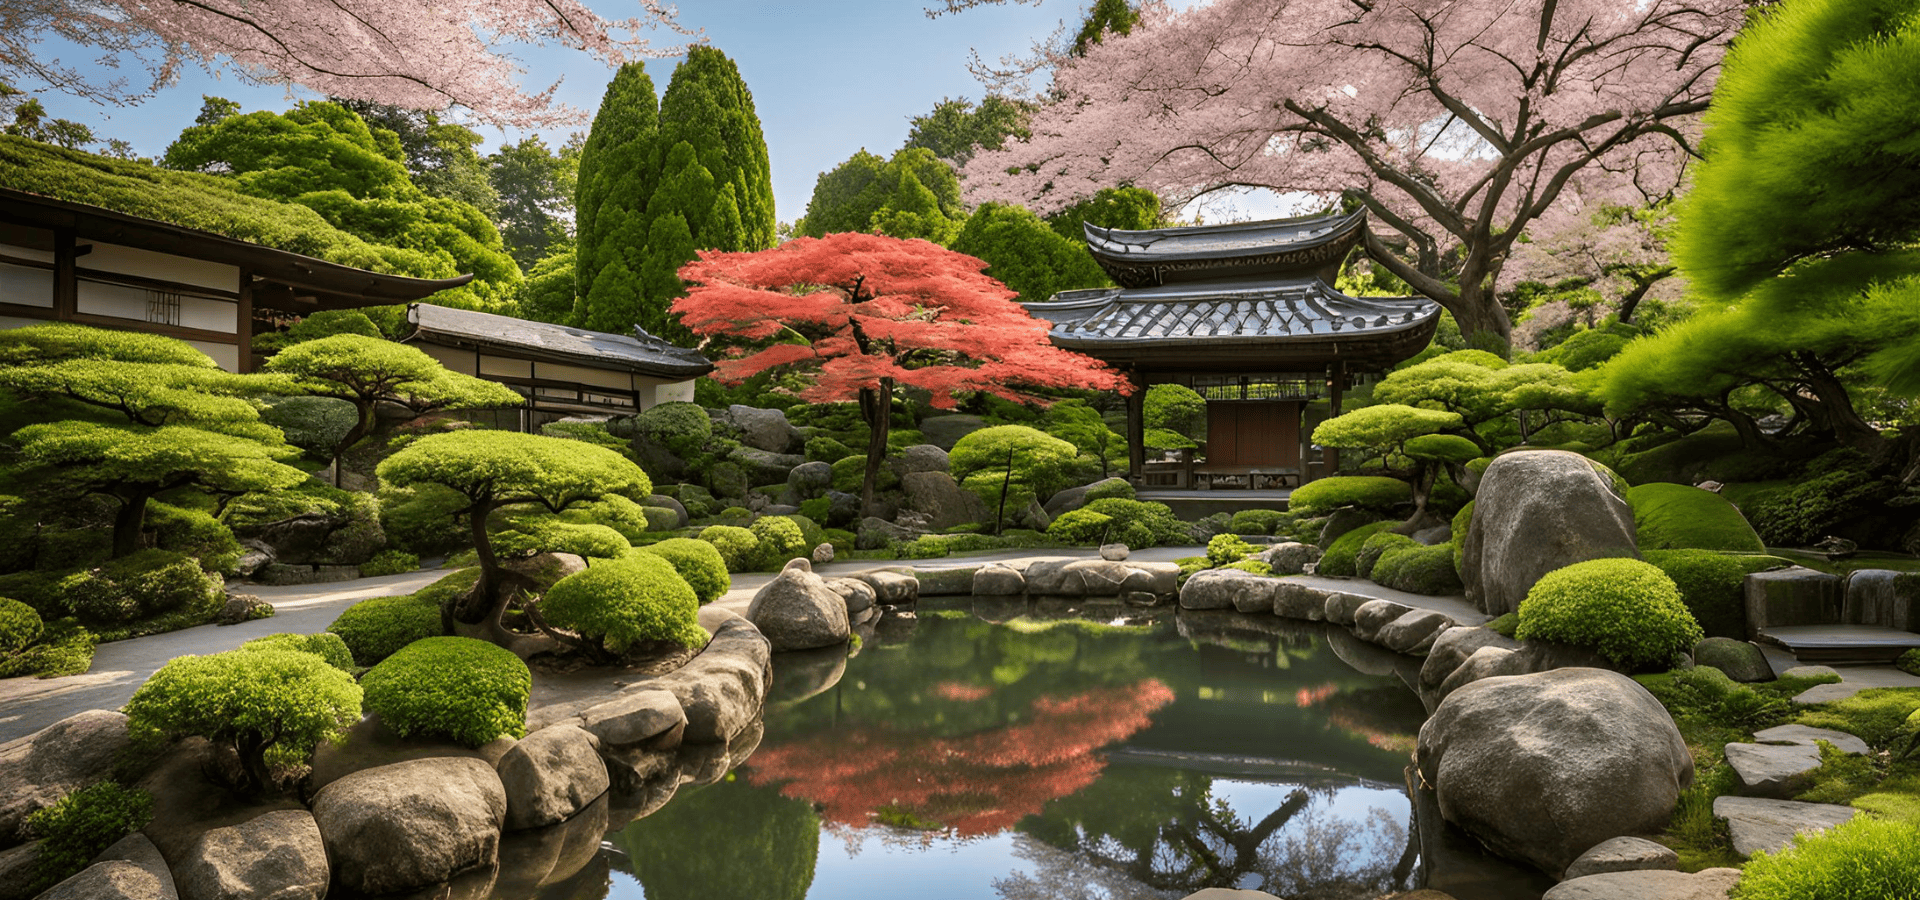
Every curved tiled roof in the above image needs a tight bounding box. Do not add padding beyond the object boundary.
[1083,210,1368,287]
[406,303,713,378]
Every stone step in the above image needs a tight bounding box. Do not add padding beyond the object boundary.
[1712,796,1857,858]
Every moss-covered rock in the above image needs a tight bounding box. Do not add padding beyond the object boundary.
[1628,482,1765,552]
[1356,531,1418,580]
[1288,476,1413,517]
[1643,549,1793,640]
[1372,543,1466,596]
[1319,520,1398,577]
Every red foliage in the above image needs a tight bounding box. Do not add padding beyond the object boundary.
[673,232,1126,408]
[746,679,1175,837]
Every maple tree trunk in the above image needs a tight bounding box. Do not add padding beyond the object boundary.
[858,377,895,519]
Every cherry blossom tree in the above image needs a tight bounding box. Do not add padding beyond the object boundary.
[0,0,696,126]
[674,232,1126,514]
[958,0,1748,347]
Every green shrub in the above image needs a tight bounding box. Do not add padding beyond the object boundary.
[629,538,730,604]
[750,516,808,570]
[1729,816,1920,900]
[146,502,243,575]
[358,549,420,577]
[1079,498,1188,548]
[831,455,898,493]
[554,495,654,542]
[260,395,358,457]
[0,597,43,654]
[58,550,222,625]
[784,514,828,549]
[1229,509,1290,536]
[1628,483,1766,552]
[1516,558,1703,671]
[1745,468,1887,548]
[1355,532,1418,580]
[239,632,355,672]
[1370,543,1466,596]
[1208,533,1259,567]
[125,648,363,792]
[1319,521,1398,576]
[899,536,951,559]
[1644,550,1792,639]
[378,483,472,556]
[327,593,444,666]
[24,782,153,896]
[1288,476,1413,517]
[1047,507,1112,544]
[805,436,852,462]
[636,401,714,459]
[0,618,95,678]
[493,519,630,560]
[361,637,529,747]
[798,497,831,522]
[539,554,707,654]
[1901,649,1920,678]
[0,569,66,617]
[699,525,760,573]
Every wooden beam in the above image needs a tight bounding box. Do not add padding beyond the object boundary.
[1327,361,1347,474]
[1125,367,1147,484]
[52,226,75,320]
[236,270,254,373]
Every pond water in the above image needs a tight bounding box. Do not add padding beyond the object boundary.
[485,599,1547,900]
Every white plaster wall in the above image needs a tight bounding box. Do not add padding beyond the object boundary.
[0,242,54,264]
[186,340,241,372]
[84,242,239,294]
[0,262,53,308]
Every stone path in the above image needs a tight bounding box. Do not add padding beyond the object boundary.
[1757,637,1920,702]
[1712,796,1856,858]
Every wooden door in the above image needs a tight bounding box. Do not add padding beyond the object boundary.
[1206,402,1300,467]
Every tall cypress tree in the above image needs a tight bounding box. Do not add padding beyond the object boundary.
[654,46,775,253]
[573,63,659,334]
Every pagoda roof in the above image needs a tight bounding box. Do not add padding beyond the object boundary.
[1023,275,1440,372]
[1084,209,1368,287]
[405,303,713,378]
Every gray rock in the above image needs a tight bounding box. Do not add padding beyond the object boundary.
[306,718,515,796]
[1460,450,1639,617]
[1352,600,1415,641]
[1323,592,1374,626]
[310,757,506,896]
[1543,868,1740,900]
[1412,525,1453,546]
[1100,543,1130,561]
[651,618,772,743]
[1724,742,1824,797]
[173,809,327,900]
[972,564,1026,596]
[1272,581,1330,620]
[1258,542,1322,575]
[0,842,44,900]
[37,860,175,900]
[1318,508,1384,549]
[0,710,131,846]
[1752,723,1869,755]
[825,577,876,613]
[855,516,923,550]
[854,570,920,606]
[1043,477,1131,517]
[1018,499,1052,532]
[919,414,988,450]
[1124,563,1181,598]
[1781,664,1840,681]
[1178,569,1275,611]
[642,494,689,529]
[747,558,851,651]
[1176,890,1286,900]
[576,690,686,748]
[213,592,272,625]
[252,563,361,586]
[1692,637,1774,683]
[233,540,274,578]
[1744,567,1842,637]
[787,461,834,500]
[497,725,608,832]
[723,405,800,453]
[1417,668,1693,877]
[1433,645,1526,704]
[1712,796,1856,858]
[916,566,979,597]
[1421,626,1522,690]
[1561,836,1680,880]
[890,444,951,477]
[811,542,835,565]
[1844,569,1920,630]
[901,472,990,530]
[1377,612,1455,655]
[729,446,805,486]
[823,491,862,527]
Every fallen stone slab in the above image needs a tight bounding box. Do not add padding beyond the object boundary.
[1752,723,1869,756]
[1713,796,1856,858]
[1561,835,1679,880]
[1724,742,1823,798]
[1543,867,1740,900]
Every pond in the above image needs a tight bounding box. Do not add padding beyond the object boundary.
[496,600,1547,900]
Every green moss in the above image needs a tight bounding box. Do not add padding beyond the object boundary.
[0,618,95,678]
[327,592,444,667]
[1902,649,1920,678]
[1729,816,1920,900]
[1629,483,1766,552]
[1318,521,1398,577]
[1228,509,1290,536]
[358,549,421,577]
[361,637,529,747]
[1794,741,1883,806]
[1355,532,1418,580]
[1207,533,1259,567]
[1287,476,1414,517]
[1371,543,1465,596]
[1644,549,1794,639]
[1487,612,1519,637]
[1222,559,1273,576]
[1517,558,1703,671]
[1851,772,1920,824]
[1794,689,1920,750]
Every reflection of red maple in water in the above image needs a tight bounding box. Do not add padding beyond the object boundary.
[747,680,1175,836]
[933,681,994,702]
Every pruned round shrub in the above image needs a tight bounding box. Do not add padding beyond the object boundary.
[362,637,529,747]
[1048,508,1111,544]
[240,632,355,672]
[540,554,708,655]
[1516,558,1702,671]
[1404,433,1482,463]
[1318,521,1398,576]
[125,648,363,792]
[1207,533,1258,567]
[0,618,95,679]
[636,401,714,459]
[1628,483,1765,552]
[1288,476,1414,517]
[750,516,807,569]
[1729,816,1920,900]
[24,782,153,896]
[1079,498,1188,548]
[555,495,654,542]
[630,538,729,604]
[1229,509,1290,536]
[1355,531,1418,580]
[358,549,420,578]
[494,519,630,560]
[58,550,222,625]
[1643,549,1793,640]
[699,525,760,573]
[327,593,443,667]
[1371,543,1465,596]
[0,597,43,655]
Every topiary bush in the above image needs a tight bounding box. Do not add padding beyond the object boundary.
[1207,533,1258,567]
[146,502,244,575]
[1516,558,1703,671]
[1729,815,1920,900]
[1643,549,1793,640]
[327,592,444,667]
[125,648,363,793]
[1371,543,1466,596]
[1229,509,1290,536]
[239,632,355,672]
[831,455,898,494]
[57,549,223,625]
[630,538,730,604]
[358,549,420,577]
[493,519,631,560]
[1319,521,1398,577]
[1355,531,1419,580]
[361,636,529,747]
[1628,483,1766,552]
[24,782,153,896]
[539,554,708,656]
[0,597,43,655]
[1080,498,1189,548]
[1288,476,1414,517]
[699,525,760,573]
[750,516,808,570]
[636,401,715,460]
[0,618,95,678]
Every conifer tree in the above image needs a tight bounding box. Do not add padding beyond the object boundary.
[573,63,660,334]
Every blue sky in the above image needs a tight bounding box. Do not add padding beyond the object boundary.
[18,1,1083,225]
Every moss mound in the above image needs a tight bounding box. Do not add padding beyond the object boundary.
[1319,521,1399,577]
[1643,550,1794,640]
[540,554,708,654]
[1372,543,1466,596]
[1517,558,1703,671]
[1288,476,1412,517]
[1629,482,1765,552]
[327,592,444,667]
[630,538,730,604]
[361,636,530,748]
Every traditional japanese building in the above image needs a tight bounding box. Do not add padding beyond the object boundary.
[1023,209,1440,488]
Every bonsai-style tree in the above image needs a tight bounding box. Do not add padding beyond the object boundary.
[1311,405,1472,533]
[674,232,1125,515]
[950,425,1079,533]
[1145,384,1207,448]
[262,334,523,485]
[374,429,653,657]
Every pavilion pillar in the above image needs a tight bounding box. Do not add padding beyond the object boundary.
[1125,368,1147,484]
[1326,362,1347,474]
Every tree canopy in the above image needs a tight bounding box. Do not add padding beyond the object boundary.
[794,147,969,246]
[949,202,1111,303]
[574,62,661,334]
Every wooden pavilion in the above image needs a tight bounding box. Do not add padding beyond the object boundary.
[1022,209,1440,489]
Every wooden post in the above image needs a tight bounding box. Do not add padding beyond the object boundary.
[1327,362,1346,474]
[1125,368,1147,484]
[235,272,254,373]
[52,226,76,320]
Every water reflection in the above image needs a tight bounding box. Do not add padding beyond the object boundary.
[594,602,1430,900]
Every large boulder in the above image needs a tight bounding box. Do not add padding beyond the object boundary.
[722,405,800,454]
[901,472,990,531]
[575,690,686,749]
[650,617,772,743]
[1420,626,1522,693]
[0,710,132,846]
[1043,477,1130,517]
[747,559,850,651]
[1743,567,1842,637]
[919,414,988,450]
[1692,637,1773,683]
[786,461,834,501]
[1257,542,1322,575]
[890,444,951,477]
[856,516,923,550]
[172,810,327,900]
[496,725,609,831]
[309,757,507,896]
[972,564,1027,596]
[1179,569,1275,611]
[1416,668,1693,877]
[728,446,805,487]
[1460,451,1640,616]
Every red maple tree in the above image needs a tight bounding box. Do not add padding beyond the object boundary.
[675,232,1126,514]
